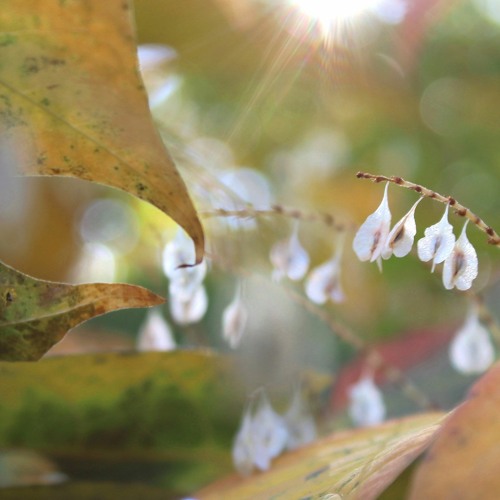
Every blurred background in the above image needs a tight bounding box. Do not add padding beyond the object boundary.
[1,0,500,493]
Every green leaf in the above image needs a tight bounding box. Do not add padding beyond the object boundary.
[409,362,500,499]
[196,412,445,500]
[0,0,204,262]
[0,260,163,361]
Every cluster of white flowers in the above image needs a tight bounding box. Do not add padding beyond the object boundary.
[232,390,317,475]
[270,221,345,305]
[449,306,495,375]
[353,183,478,290]
[162,230,208,325]
[348,375,386,427]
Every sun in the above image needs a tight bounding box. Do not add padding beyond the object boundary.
[289,0,380,38]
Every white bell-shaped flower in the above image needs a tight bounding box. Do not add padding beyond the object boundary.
[270,221,310,282]
[137,309,176,351]
[348,376,386,427]
[305,243,344,304]
[232,408,255,476]
[222,283,248,349]
[284,390,317,450]
[382,197,422,259]
[417,204,455,272]
[251,393,289,471]
[352,183,391,270]
[170,285,208,325]
[442,221,478,291]
[450,308,494,374]
[162,230,207,300]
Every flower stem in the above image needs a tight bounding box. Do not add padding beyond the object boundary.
[356,172,500,247]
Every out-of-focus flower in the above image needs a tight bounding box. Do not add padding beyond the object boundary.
[283,389,317,450]
[251,393,289,471]
[270,221,310,282]
[449,307,494,374]
[162,230,207,300]
[442,221,478,291]
[305,241,344,304]
[348,376,386,427]
[170,285,208,325]
[382,197,422,259]
[232,407,255,476]
[232,392,289,475]
[137,309,176,352]
[352,183,391,270]
[417,204,455,272]
[222,283,248,349]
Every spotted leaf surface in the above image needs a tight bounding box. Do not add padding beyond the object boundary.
[0,260,163,361]
[0,0,204,262]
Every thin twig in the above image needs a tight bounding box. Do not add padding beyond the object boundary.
[356,172,500,247]
[201,206,354,233]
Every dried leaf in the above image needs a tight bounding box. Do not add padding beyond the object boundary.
[0,0,204,262]
[0,260,163,361]
[409,363,500,499]
[197,412,444,500]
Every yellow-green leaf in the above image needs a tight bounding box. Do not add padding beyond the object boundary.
[0,260,163,361]
[0,0,204,262]
[409,363,500,499]
[196,412,445,500]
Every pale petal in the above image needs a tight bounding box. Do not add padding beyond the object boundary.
[305,256,344,304]
[270,222,310,281]
[348,377,386,427]
[232,411,255,476]
[442,222,478,291]
[382,198,422,259]
[252,394,289,468]
[417,204,455,272]
[170,285,208,325]
[222,289,248,349]
[284,390,317,450]
[137,310,176,351]
[450,310,494,374]
[353,183,391,263]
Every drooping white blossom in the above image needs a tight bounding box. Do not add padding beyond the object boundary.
[348,376,386,427]
[251,393,289,471]
[137,309,176,351]
[232,408,255,476]
[270,221,310,282]
[169,285,208,325]
[442,221,478,291]
[305,242,344,304]
[283,390,317,450]
[417,204,455,272]
[382,197,422,259]
[232,392,289,475]
[162,230,207,300]
[450,307,494,374]
[352,183,391,270]
[222,283,248,349]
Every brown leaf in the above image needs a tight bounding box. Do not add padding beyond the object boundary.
[0,0,204,262]
[196,412,444,500]
[409,363,500,500]
[0,260,163,361]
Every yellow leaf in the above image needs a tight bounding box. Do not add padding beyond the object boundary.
[409,363,500,500]
[0,259,164,361]
[196,412,444,500]
[0,0,204,262]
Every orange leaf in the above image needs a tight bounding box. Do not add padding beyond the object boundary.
[0,260,163,361]
[0,0,204,262]
[196,412,444,500]
[409,362,500,499]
